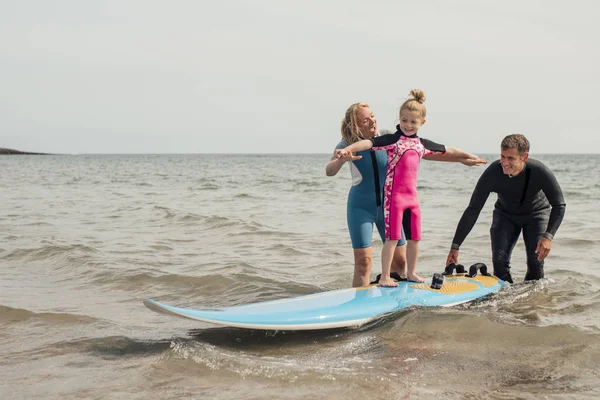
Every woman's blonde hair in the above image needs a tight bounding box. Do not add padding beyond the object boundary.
[399,89,426,119]
[341,103,371,144]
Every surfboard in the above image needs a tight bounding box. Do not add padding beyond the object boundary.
[144,270,504,331]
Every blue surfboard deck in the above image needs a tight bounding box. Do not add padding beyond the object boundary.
[144,273,504,330]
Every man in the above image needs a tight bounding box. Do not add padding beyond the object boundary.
[446,134,566,283]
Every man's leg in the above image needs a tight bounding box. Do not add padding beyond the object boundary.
[522,211,550,281]
[490,210,521,283]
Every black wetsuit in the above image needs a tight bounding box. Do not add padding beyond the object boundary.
[450,158,566,283]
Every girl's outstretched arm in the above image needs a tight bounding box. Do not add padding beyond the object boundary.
[424,147,487,166]
[335,139,374,159]
[444,146,482,160]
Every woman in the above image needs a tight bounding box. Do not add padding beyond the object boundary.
[327,102,486,287]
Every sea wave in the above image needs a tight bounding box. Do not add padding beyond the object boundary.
[0,305,98,325]
[1,244,100,263]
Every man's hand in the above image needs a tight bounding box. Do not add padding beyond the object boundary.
[446,249,459,266]
[535,237,552,261]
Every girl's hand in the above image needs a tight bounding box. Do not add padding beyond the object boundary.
[335,149,362,161]
[334,149,347,159]
[460,156,487,166]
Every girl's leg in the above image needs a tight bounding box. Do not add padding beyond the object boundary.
[406,240,424,282]
[376,213,407,276]
[352,247,373,287]
[391,244,407,277]
[379,239,399,287]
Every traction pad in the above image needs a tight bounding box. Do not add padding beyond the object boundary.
[370,272,407,284]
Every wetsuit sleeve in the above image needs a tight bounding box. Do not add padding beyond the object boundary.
[539,164,566,240]
[420,138,446,155]
[370,131,401,149]
[450,165,496,249]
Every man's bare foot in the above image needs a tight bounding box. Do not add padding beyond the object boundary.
[407,273,425,283]
[378,277,399,287]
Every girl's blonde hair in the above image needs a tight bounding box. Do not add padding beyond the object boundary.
[399,89,426,119]
[341,103,372,144]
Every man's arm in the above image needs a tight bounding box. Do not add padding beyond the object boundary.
[540,164,566,240]
[446,165,495,265]
[450,181,491,250]
[535,163,566,261]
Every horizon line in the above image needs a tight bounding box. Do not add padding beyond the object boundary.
[3,152,600,156]
[2,147,600,156]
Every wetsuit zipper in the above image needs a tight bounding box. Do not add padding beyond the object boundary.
[370,152,382,206]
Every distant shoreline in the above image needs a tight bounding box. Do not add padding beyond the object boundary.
[0,147,48,155]
[0,148,597,156]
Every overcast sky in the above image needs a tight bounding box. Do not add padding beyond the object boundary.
[1,0,598,154]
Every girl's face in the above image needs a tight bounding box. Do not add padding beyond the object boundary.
[399,109,425,136]
[356,107,377,138]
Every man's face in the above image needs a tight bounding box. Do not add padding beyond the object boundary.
[500,147,528,176]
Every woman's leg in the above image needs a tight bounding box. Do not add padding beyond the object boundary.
[353,244,405,286]
[348,206,377,287]
[352,247,373,287]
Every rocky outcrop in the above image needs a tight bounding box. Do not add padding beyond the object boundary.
[0,147,48,155]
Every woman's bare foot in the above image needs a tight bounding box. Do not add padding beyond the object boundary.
[378,276,399,287]
[407,273,425,283]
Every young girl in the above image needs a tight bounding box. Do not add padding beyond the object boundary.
[336,90,482,287]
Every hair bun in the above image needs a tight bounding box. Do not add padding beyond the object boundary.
[410,89,426,104]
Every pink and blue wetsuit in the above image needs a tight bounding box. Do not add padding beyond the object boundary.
[370,127,446,241]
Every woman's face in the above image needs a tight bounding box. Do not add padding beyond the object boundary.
[356,106,377,138]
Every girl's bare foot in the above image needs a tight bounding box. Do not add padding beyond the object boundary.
[407,273,425,283]
[392,268,407,280]
[378,277,399,287]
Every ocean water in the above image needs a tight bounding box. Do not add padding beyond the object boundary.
[1,153,599,400]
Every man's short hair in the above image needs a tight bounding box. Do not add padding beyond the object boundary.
[501,134,530,156]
